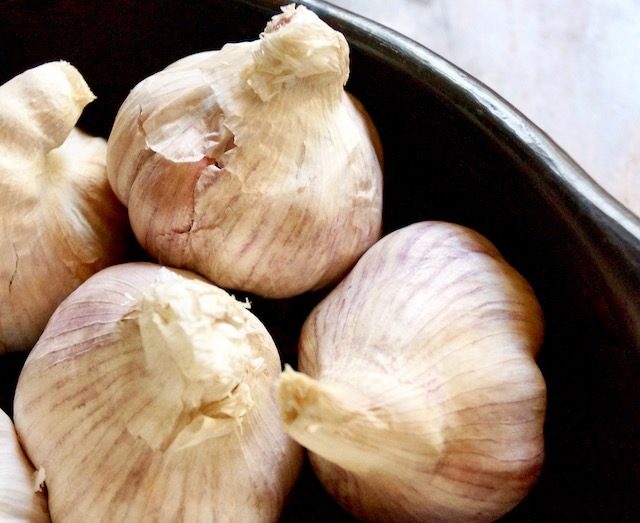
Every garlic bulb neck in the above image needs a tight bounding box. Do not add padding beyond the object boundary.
[129,276,265,451]
[280,367,444,477]
[0,61,94,177]
[246,4,349,101]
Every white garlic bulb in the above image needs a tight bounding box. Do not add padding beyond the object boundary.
[14,262,302,522]
[0,61,128,353]
[0,409,49,522]
[107,4,383,298]
[279,222,546,522]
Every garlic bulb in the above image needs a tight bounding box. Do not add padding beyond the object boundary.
[279,222,546,522]
[14,263,302,522]
[0,409,49,522]
[0,61,127,353]
[107,4,383,298]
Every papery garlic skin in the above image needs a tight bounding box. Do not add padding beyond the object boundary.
[0,409,49,522]
[13,263,302,523]
[0,61,127,353]
[107,4,383,298]
[279,222,546,523]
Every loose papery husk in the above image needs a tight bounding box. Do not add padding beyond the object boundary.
[14,262,302,523]
[279,221,547,523]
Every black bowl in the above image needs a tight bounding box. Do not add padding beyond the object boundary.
[2,1,639,521]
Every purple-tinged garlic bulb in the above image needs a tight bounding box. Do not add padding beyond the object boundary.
[106,4,383,298]
[279,221,546,522]
[14,263,302,522]
[0,61,127,353]
[0,409,49,522]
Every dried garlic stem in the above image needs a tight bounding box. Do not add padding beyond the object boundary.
[129,277,265,451]
[0,61,94,170]
[280,366,444,477]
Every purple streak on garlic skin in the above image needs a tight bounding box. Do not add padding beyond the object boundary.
[280,221,546,523]
[106,5,383,298]
[14,262,302,523]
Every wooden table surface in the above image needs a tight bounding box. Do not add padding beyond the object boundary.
[332,0,640,217]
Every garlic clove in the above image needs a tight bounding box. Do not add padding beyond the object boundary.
[107,4,383,298]
[0,409,49,522]
[278,221,546,522]
[0,61,128,353]
[13,262,302,522]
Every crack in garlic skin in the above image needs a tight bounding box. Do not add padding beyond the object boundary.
[14,263,302,522]
[280,222,546,523]
[107,4,383,299]
[0,62,127,352]
[130,275,266,451]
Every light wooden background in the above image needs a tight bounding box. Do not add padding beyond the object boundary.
[332,0,640,217]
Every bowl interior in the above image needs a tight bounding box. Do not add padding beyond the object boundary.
[1,0,639,520]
